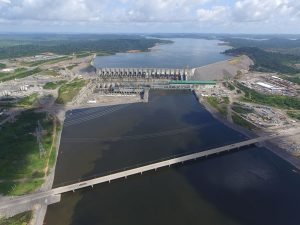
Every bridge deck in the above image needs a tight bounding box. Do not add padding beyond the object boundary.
[0,135,277,214]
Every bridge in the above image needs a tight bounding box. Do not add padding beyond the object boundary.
[0,134,278,217]
[97,68,192,80]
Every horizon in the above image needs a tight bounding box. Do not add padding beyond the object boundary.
[1,32,300,36]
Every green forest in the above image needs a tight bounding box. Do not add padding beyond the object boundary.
[236,82,300,110]
[0,35,172,59]
[224,47,300,74]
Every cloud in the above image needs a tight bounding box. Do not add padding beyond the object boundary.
[197,6,229,23]
[0,0,10,3]
[0,0,215,23]
[232,0,300,22]
[0,0,300,33]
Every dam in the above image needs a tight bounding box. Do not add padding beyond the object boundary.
[96,67,191,80]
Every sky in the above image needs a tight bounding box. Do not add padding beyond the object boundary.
[0,0,300,34]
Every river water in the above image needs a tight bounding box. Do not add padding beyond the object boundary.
[45,39,300,225]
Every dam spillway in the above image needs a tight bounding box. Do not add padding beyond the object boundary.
[96,68,192,80]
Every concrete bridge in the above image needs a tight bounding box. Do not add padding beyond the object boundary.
[0,134,278,217]
[97,68,191,80]
[150,84,192,90]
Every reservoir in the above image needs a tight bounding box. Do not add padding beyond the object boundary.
[93,38,232,68]
[45,39,300,225]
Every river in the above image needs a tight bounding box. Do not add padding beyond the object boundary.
[45,39,300,225]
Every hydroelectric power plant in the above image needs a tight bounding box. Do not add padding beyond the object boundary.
[97,67,191,80]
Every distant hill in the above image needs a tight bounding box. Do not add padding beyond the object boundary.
[224,47,300,74]
[223,37,300,56]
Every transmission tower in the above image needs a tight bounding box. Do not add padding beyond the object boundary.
[36,120,46,157]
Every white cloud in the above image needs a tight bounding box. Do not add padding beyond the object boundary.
[0,0,214,23]
[232,0,300,22]
[0,0,300,33]
[197,6,229,22]
[0,0,10,3]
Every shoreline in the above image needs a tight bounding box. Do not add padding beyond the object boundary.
[195,93,300,170]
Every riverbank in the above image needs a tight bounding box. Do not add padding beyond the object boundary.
[30,95,144,225]
[195,92,300,170]
[31,122,63,225]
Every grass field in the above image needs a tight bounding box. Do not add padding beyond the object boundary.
[0,63,6,69]
[0,211,32,225]
[0,110,60,196]
[17,93,39,107]
[232,103,254,114]
[43,80,67,90]
[23,56,70,67]
[0,67,42,82]
[56,78,87,104]
[40,69,60,77]
[206,96,228,116]
[232,113,257,130]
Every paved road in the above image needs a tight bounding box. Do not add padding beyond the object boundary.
[0,135,277,215]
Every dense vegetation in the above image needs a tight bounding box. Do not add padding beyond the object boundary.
[56,79,87,104]
[0,110,57,195]
[0,34,171,59]
[224,47,300,74]
[236,83,300,110]
[0,212,32,225]
[223,37,300,51]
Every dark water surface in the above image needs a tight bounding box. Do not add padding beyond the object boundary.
[93,38,232,69]
[45,90,300,225]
